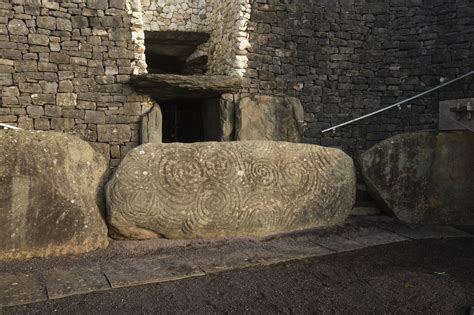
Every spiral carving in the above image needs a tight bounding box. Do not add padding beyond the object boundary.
[107,141,356,239]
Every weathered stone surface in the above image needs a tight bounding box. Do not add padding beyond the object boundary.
[235,95,305,143]
[130,74,242,100]
[219,94,235,141]
[107,141,356,239]
[140,105,162,144]
[56,93,77,107]
[0,130,109,261]
[7,19,28,35]
[361,131,474,225]
[97,124,131,143]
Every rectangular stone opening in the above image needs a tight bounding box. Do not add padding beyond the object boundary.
[159,99,220,143]
[145,31,210,74]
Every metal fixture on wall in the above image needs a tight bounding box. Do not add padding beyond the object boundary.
[321,71,474,134]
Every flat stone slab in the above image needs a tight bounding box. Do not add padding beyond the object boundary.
[130,74,241,100]
[180,246,266,273]
[386,225,473,240]
[0,273,46,307]
[348,215,473,239]
[339,227,409,247]
[262,234,335,258]
[45,267,110,300]
[103,255,204,288]
[315,234,367,253]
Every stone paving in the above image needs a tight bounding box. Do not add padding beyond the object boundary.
[0,215,472,308]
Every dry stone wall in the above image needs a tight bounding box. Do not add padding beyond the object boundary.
[141,0,251,76]
[240,0,474,170]
[1,0,473,171]
[0,0,156,166]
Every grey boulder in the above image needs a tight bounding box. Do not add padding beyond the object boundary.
[106,141,356,239]
[235,95,305,143]
[361,131,474,224]
[0,130,109,261]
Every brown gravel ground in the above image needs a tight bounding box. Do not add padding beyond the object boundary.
[2,238,473,315]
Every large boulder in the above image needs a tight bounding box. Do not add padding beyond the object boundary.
[361,131,474,225]
[0,130,109,261]
[235,95,305,142]
[106,141,356,239]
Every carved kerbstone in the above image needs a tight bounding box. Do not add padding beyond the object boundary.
[106,141,356,239]
[0,130,109,261]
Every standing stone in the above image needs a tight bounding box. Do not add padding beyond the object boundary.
[235,95,305,142]
[219,94,236,141]
[0,130,109,261]
[140,105,162,144]
[361,131,474,225]
[106,141,356,239]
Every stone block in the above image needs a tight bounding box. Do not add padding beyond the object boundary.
[7,19,28,35]
[28,34,49,46]
[44,105,62,117]
[51,118,75,131]
[26,105,44,116]
[56,93,77,107]
[236,95,305,143]
[0,74,13,86]
[84,110,106,124]
[71,16,88,28]
[97,124,131,142]
[109,0,126,9]
[57,18,72,31]
[31,94,55,106]
[34,118,50,130]
[88,0,108,10]
[19,83,41,93]
[36,16,56,30]
[2,86,19,97]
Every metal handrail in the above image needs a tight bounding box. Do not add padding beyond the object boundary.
[322,70,474,133]
[0,123,22,130]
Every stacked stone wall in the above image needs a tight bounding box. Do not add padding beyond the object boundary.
[141,0,251,76]
[241,0,474,170]
[0,0,155,166]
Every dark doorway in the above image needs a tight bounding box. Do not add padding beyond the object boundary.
[159,99,220,143]
[160,100,204,143]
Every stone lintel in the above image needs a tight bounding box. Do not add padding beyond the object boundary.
[130,74,242,100]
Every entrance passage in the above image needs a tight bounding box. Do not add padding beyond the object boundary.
[160,99,220,143]
[145,31,210,74]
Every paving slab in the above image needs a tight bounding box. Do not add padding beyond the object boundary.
[339,227,409,247]
[349,215,473,240]
[0,273,46,307]
[263,235,335,259]
[179,244,305,273]
[315,234,367,252]
[103,255,204,289]
[385,225,473,240]
[45,266,110,300]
